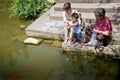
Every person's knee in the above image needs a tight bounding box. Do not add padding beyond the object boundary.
[96,34,104,41]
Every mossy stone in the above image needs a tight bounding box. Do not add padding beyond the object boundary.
[52,40,62,48]
[42,40,54,45]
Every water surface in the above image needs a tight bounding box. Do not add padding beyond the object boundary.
[0,0,120,80]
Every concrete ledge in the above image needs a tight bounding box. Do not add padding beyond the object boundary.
[26,25,64,40]
[62,42,120,59]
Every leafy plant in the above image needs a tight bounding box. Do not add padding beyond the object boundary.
[11,0,48,18]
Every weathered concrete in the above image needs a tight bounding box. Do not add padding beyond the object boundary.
[25,6,64,40]
[49,11,118,23]
[52,3,120,23]
[24,37,43,45]
[58,0,120,3]
[62,42,120,59]
[54,3,120,13]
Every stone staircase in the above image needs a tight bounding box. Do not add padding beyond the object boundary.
[57,0,120,3]
[25,1,120,40]
[25,0,120,59]
[50,3,120,23]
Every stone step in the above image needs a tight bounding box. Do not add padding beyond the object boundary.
[25,4,120,41]
[57,0,120,3]
[49,11,118,23]
[25,6,65,40]
[54,3,120,13]
[62,43,120,59]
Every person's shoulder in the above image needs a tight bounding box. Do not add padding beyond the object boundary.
[104,16,110,21]
[104,16,111,23]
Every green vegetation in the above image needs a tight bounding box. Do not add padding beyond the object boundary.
[11,0,49,18]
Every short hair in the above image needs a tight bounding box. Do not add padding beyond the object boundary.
[63,2,71,10]
[94,8,106,17]
[71,13,79,19]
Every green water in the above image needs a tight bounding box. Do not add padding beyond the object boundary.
[0,0,120,80]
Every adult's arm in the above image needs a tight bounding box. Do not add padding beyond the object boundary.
[93,17,112,36]
[93,28,109,36]
[63,11,69,23]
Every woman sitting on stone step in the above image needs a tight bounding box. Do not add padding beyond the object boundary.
[63,2,82,43]
[86,8,113,51]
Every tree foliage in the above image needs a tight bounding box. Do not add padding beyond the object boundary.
[11,0,48,18]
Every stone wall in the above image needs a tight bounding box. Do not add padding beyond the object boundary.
[57,0,120,3]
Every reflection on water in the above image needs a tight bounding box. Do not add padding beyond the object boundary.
[0,0,120,80]
[0,45,68,79]
[0,43,119,80]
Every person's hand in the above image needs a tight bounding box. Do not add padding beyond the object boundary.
[93,29,101,33]
[65,22,69,27]
[69,24,71,27]
[96,30,102,34]
[68,21,72,25]
[98,30,101,34]
[67,26,70,29]
[96,30,99,33]
[93,29,98,33]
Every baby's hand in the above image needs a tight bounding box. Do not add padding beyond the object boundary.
[68,26,71,29]
[68,21,72,25]
[69,24,72,27]
[65,22,69,27]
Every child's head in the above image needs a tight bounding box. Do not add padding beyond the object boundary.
[63,2,71,13]
[71,13,79,22]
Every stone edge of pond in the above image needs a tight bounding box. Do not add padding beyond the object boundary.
[62,42,120,59]
[23,37,63,48]
[22,36,120,59]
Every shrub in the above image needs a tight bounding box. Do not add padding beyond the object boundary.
[11,0,48,18]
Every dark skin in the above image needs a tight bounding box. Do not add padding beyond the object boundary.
[93,15,109,36]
